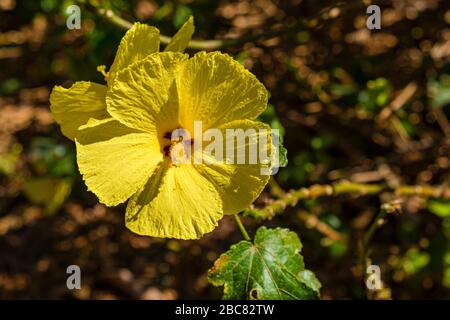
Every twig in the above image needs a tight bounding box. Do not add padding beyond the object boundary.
[85,1,364,50]
[361,201,399,252]
[377,82,418,123]
[357,201,401,284]
[297,210,347,242]
[94,6,132,29]
[432,107,450,137]
[245,182,449,220]
[268,176,285,198]
[379,82,418,143]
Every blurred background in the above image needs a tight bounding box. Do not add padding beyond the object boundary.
[0,0,449,299]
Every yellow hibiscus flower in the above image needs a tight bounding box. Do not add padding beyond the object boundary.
[49,18,273,239]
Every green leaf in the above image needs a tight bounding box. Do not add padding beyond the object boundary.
[428,199,450,217]
[208,226,320,300]
[23,177,72,215]
[278,144,288,168]
[164,16,194,53]
[173,4,193,29]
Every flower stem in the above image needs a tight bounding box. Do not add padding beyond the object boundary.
[233,214,251,241]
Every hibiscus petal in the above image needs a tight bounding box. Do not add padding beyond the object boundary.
[164,16,194,53]
[176,51,268,130]
[194,119,271,214]
[125,164,223,239]
[106,52,188,133]
[108,23,160,85]
[49,81,109,140]
[75,118,162,207]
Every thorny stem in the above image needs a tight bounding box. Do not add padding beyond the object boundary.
[233,214,251,242]
[246,182,449,220]
[85,1,364,51]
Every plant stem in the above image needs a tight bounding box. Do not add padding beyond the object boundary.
[246,182,449,220]
[357,201,400,284]
[361,206,388,252]
[85,1,364,51]
[95,7,132,29]
[297,210,347,242]
[233,214,251,241]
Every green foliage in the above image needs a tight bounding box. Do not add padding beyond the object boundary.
[328,240,348,259]
[258,104,288,168]
[278,152,314,187]
[208,226,320,300]
[278,144,288,168]
[444,250,450,288]
[428,199,450,217]
[23,177,72,215]
[258,104,285,141]
[153,2,175,21]
[29,137,75,176]
[428,75,450,109]
[391,247,430,278]
[40,0,59,12]
[0,78,21,95]
[358,78,392,112]
[173,4,193,29]
[23,138,75,214]
[0,143,22,176]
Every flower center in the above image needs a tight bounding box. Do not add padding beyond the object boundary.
[162,128,194,165]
